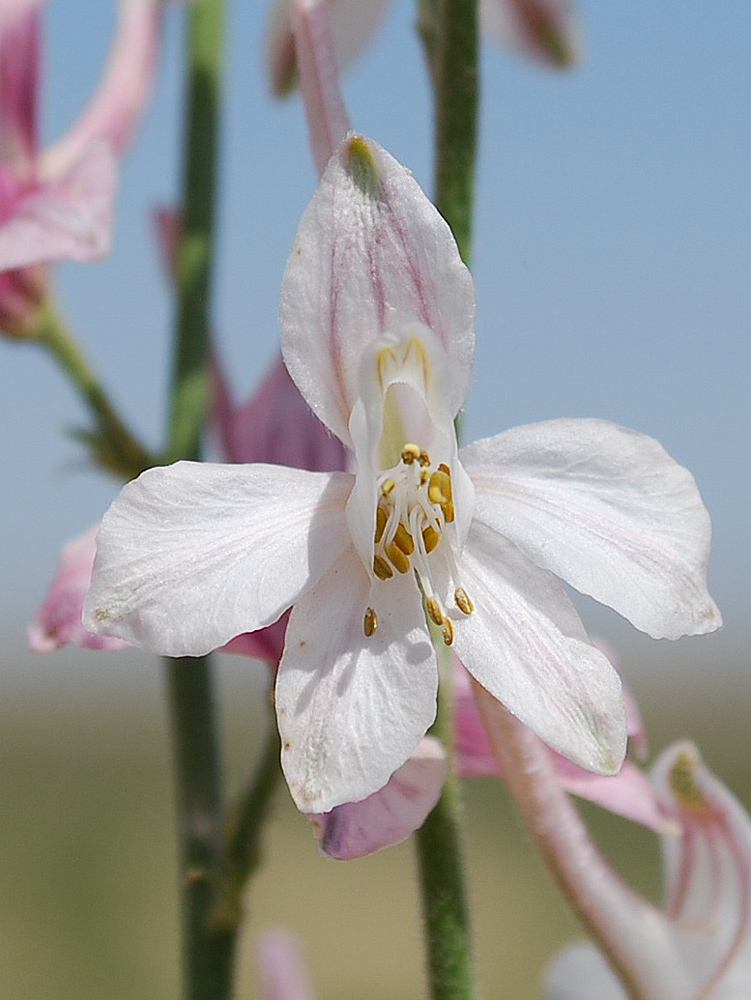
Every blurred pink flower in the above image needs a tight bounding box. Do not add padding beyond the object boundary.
[0,1,174,334]
[258,930,315,1000]
[547,743,751,1000]
[267,0,580,96]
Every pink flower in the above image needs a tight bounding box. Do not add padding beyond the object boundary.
[266,0,580,96]
[547,743,751,1000]
[0,1,173,334]
[258,930,315,1000]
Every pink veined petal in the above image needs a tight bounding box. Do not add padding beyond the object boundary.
[83,462,353,656]
[315,736,447,860]
[276,545,437,813]
[453,520,627,776]
[212,351,347,473]
[38,0,164,181]
[27,524,129,652]
[0,5,39,174]
[280,133,475,448]
[291,0,350,177]
[0,140,117,269]
[462,418,722,641]
[546,943,625,1000]
[258,930,315,1000]
[266,0,393,97]
[481,0,582,68]
[0,0,42,39]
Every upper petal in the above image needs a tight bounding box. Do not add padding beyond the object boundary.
[462,418,721,640]
[83,462,352,656]
[453,521,627,775]
[276,546,437,812]
[280,133,475,446]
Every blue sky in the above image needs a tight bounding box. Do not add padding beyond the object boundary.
[1,2,749,695]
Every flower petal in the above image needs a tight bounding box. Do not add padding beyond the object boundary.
[453,521,627,775]
[0,5,39,172]
[277,546,437,812]
[280,133,475,446]
[83,462,353,656]
[0,141,117,270]
[482,0,582,68]
[258,930,315,1000]
[266,0,393,96]
[462,418,721,640]
[315,736,446,860]
[546,943,625,1000]
[28,524,129,652]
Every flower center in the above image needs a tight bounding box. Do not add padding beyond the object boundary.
[363,441,473,643]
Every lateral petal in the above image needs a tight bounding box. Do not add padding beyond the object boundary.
[277,546,437,813]
[281,133,475,446]
[462,418,721,640]
[83,463,352,656]
[315,737,446,860]
[453,521,626,776]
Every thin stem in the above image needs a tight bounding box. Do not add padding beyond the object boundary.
[165,4,229,1000]
[415,639,478,1000]
[35,300,152,478]
[167,0,226,463]
[166,658,234,1000]
[422,0,479,266]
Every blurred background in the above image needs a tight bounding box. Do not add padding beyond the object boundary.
[1,2,749,997]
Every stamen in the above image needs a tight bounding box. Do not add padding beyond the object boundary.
[418,450,431,467]
[374,506,387,543]
[427,595,444,627]
[380,477,396,497]
[401,443,421,465]
[363,607,377,637]
[428,470,451,507]
[373,555,393,581]
[441,618,454,646]
[393,523,415,556]
[385,541,411,574]
[455,587,474,615]
[422,524,441,553]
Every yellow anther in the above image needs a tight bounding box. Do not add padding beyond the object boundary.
[373,555,394,581]
[428,470,451,507]
[401,443,421,465]
[455,587,474,615]
[393,523,415,556]
[669,750,707,812]
[437,463,453,496]
[441,618,454,646]
[385,541,411,574]
[442,501,455,524]
[427,596,444,627]
[374,506,387,543]
[418,450,431,467]
[420,469,429,486]
[363,607,378,637]
[422,524,441,553]
[380,477,396,497]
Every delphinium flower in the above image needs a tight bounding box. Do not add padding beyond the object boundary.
[0,0,176,336]
[547,742,751,1000]
[83,127,720,815]
[267,0,580,97]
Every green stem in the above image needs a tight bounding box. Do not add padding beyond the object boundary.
[167,0,226,463]
[415,641,477,1000]
[35,301,153,479]
[422,0,480,266]
[166,658,234,1000]
[164,4,229,1000]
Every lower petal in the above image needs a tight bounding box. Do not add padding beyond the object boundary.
[277,546,437,813]
[453,522,627,775]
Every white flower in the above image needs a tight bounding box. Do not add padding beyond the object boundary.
[84,133,720,813]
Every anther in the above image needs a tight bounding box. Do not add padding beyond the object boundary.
[422,524,441,553]
[443,501,455,524]
[374,506,387,543]
[455,587,474,615]
[418,450,431,467]
[380,478,396,497]
[441,618,454,646]
[373,555,393,581]
[385,541,411,574]
[401,443,421,465]
[420,469,429,486]
[393,523,415,556]
[438,464,453,495]
[363,607,378,637]
[428,470,451,507]
[427,596,444,627]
